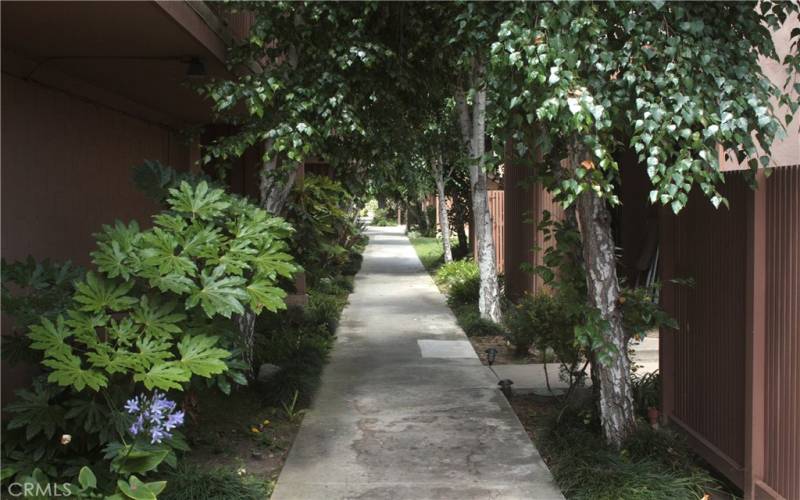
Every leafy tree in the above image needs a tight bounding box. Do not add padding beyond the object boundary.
[492,1,799,446]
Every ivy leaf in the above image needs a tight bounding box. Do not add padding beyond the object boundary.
[133,362,190,391]
[42,353,108,391]
[177,335,230,378]
[73,272,137,313]
[186,266,248,318]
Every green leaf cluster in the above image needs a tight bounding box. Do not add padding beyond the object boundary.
[26,174,297,393]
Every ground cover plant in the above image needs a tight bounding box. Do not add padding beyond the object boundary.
[511,395,734,500]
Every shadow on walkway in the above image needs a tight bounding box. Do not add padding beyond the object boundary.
[271,226,563,500]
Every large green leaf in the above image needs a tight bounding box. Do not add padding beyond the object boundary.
[133,362,190,391]
[111,445,169,475]
[186,265,248,318]
[5,380,65,439]
[246,280,287,313]
[131,296,186,340]
[177,335,229,378]
[117,476,167,500]
[73,272,137,313]
[42,353,108,391]
[167,181,230,220]
[27,316,73,358]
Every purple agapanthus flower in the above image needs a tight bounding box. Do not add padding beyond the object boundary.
[125,391,184,444]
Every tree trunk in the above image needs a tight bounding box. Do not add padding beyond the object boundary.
[570,140,636,448]
[454,208,468,256]
[456,78,502,323]
[259,154,298,215]
[236,310,257,377]
[237,141,300,378]
[422,200,432,235]
[434,164,453,263]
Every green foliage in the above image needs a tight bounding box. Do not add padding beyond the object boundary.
[504,293,574,360]
[532,401,725,500]
[493,2,799,212]
[370,207,396,227]
[632,371,662,418]
[435,260,480,306]
[451,303,506,338]
[1,257,84,329]
[285,174,361,282]
[26,176,297,394]
[306,289,347,336]
[160,467,270,500]
[254,270,355,408]
[1,258,84,365]
[409,236,446,272]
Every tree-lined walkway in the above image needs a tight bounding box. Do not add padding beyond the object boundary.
[272,225,562,499]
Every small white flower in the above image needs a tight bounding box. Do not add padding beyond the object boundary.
[236,467,246,476]
[60,434,72,445]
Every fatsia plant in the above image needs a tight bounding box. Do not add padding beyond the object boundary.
[28,179,297,393]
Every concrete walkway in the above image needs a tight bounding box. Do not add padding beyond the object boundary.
[272,226,562,500]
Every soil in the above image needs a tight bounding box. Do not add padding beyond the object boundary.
[181,385,303,484]
[469,335,545,365]
[508,395,556,458]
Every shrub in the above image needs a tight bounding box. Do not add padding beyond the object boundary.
[435,260,479,305]
[535,401,723,500]
[504,293,568,355]
[371,207,396,226]
[285,174,361,282]
[160,467,270,500]
[1,258,84,365]
[307,290,347,335]
[452,304,506,337]
[632,370,662,417]
[254,317,334,407]
[1,169,298,488]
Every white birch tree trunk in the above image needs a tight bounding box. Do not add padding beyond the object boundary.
[569,139,636,448]
[456,77,502,323]
[433,160,454,263]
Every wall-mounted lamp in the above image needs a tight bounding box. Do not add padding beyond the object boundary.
[185,57,207,79]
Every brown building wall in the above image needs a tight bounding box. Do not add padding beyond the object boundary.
[660,175,749,485]
[1,74,189,266]
[501,140,564,300]
[763,165,800,499]
[488,190,505,274]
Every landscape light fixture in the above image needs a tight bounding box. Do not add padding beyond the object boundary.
[485,348,498,366]
[498,379,514,399]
